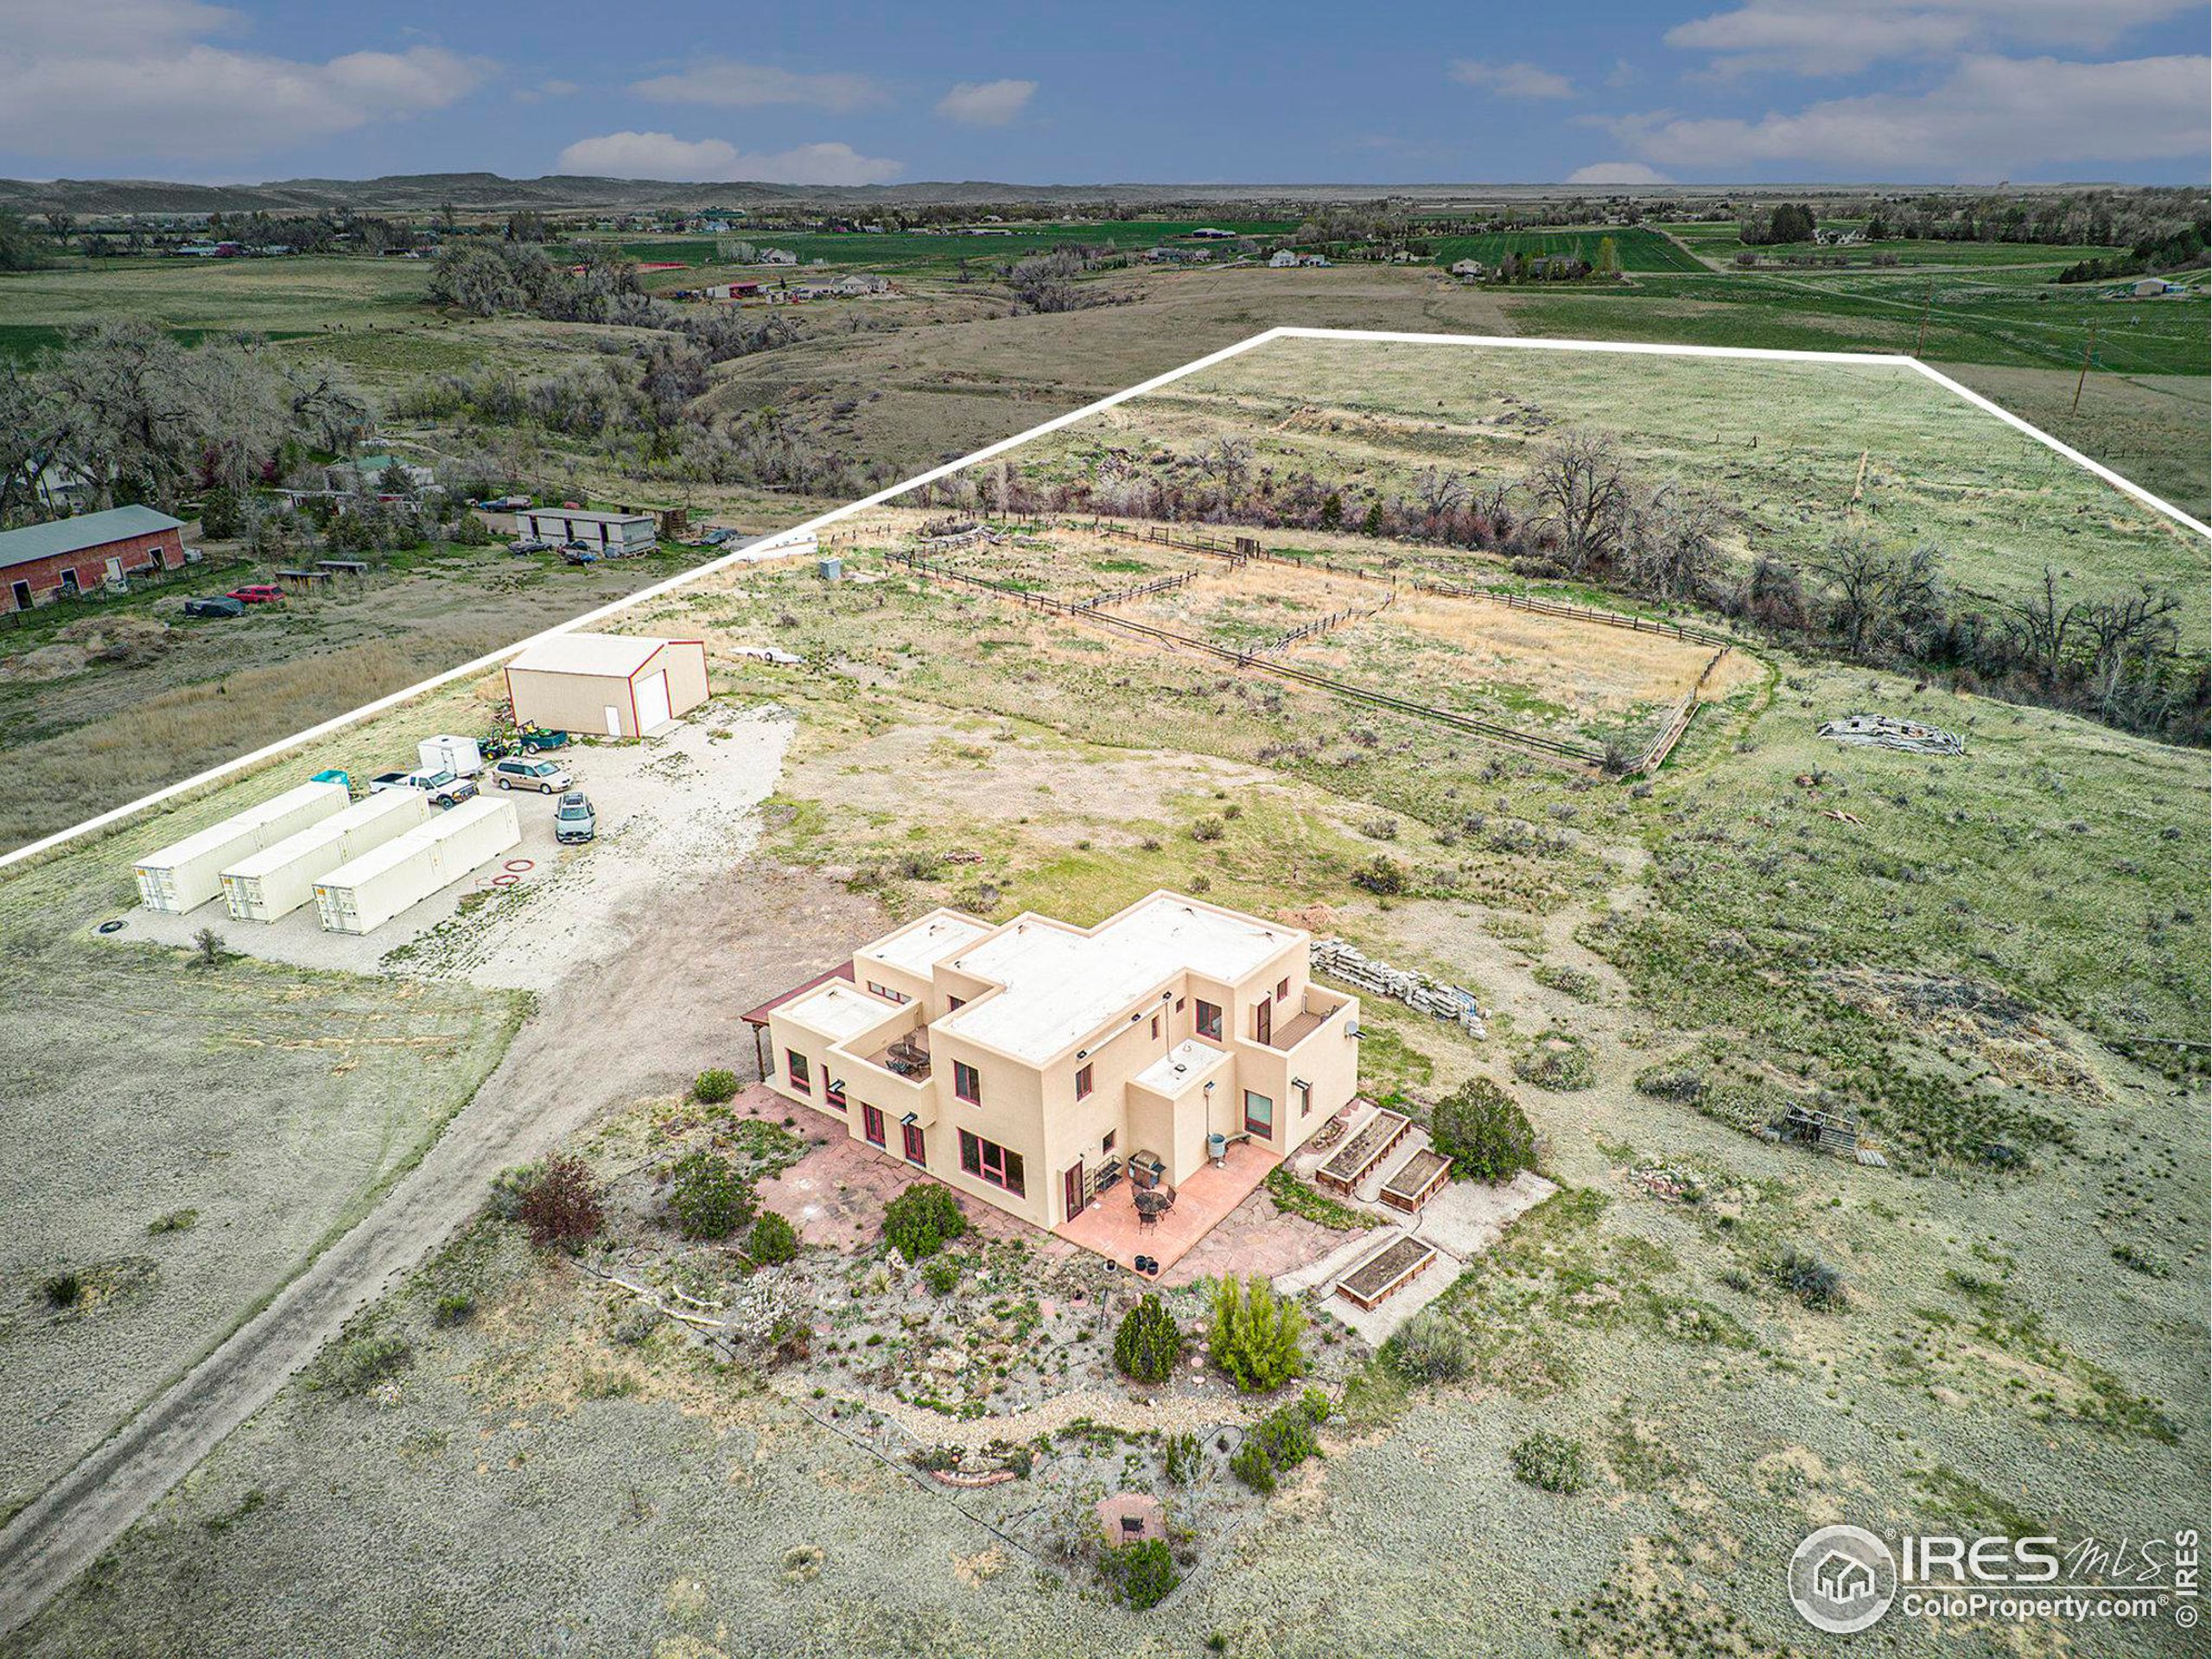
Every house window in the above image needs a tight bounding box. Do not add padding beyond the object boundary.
[1175,997,1185,1012]
[1149,1015,1160,1039]
[953,1060,982,1104]
[1103,1129,1116,1154]
[786,1050,810,1094]
[959,1129,1026,1197]
[865,980,911,1005]
[1243,1090,1274,1137]
[1277,977,1291,1001]
[1075,1064,1093,1100]
[901,1122,927,1166]
[948,995,965,1011]
[1196,1000,1223,1040]
[824,1077,848,1110]
[861,1103,887,1147]
[1295,1079,1312,1118]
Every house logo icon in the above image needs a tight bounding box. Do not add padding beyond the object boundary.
[1789,1525,1897,1634]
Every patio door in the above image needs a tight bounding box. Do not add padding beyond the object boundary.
[1254,998,1271,1046]
[1064,1160,1085,1223]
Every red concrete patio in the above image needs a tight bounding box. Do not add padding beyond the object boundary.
[1053,1140,1279,1275]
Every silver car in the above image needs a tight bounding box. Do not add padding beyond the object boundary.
[554,791,596,843]
[492,756,573,794]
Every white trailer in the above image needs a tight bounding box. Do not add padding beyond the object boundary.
[312,796,519,935]
[417,734,486,778]
[219,789,431,923]
[134,779,350,913]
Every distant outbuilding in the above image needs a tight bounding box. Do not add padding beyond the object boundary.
[0,505,187,611]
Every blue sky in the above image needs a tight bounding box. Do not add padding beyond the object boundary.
[1,0,2205,186]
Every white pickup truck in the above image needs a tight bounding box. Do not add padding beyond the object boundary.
[368,768,479,809]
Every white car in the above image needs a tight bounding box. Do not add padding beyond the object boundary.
[490,756,573,794]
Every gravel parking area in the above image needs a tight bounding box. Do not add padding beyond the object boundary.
[97,702,792,988]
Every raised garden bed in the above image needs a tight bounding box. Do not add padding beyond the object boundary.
[1378,1147,1452,1213]
[1336,1233,1438,1310]
[1316,1108,1411,1195]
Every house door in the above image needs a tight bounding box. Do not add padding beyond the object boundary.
[9,581,29,611]
[1254,998,1271,1046]
[1064,1160,1085,1223]
[635,669,671,732]
[603,704,624,737]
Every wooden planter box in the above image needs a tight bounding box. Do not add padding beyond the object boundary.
[1316,1109,1411,1196]
[1379,1147,1451,1214]
[1336,1235,1438,1310]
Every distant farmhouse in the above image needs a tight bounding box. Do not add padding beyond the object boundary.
[0,505,186,612]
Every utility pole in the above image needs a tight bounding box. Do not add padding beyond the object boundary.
[2070,321,2098,415]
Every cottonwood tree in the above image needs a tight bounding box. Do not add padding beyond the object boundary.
[1808,533,1945,658]
[1413,465,1470,526]
[1529,433,1634,574]
[1619,481,1725,603]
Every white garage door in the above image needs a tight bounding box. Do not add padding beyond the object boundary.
[634,669,671,733]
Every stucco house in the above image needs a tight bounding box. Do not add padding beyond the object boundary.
[749,892,1362,1234]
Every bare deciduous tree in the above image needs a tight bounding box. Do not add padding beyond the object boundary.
[1808,533,1944,658]
[1529,435,1633,574]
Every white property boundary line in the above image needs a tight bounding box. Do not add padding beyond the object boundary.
[3,325,2204,874]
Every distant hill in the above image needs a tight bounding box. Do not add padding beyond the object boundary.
[0,172,2030,219]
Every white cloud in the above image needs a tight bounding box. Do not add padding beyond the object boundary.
[0,0,487,164]
[555,131,903,184]
[1447,59,1576,99]
[1566,162,1674,185]
[1611,54,2209,175]
[1665,0,2198,77]
[515,78,579,104]
[934,79,1038,126]
[628,59,881,111]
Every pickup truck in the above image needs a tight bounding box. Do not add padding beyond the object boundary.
[368,767,478,809]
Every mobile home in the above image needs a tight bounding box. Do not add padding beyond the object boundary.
[311,796,519,935]
[134,780,351,913]
[219,789,432,922]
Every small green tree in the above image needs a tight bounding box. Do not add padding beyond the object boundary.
[747,1210,799,1265]
[1429,1077,1539,1183]
[668,1150,753,1240]
[882,1183,967,1261]
[1100,1538,1179,1610]
[1207,1275,1305,1392]
[1113,1294,1185,1383]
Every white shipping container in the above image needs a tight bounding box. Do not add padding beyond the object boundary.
[135,780,350,913]
[417,734,486,777]
[219,789,431,922]
[312,796,519,935]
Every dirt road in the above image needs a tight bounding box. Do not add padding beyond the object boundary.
[0,780,887,1637]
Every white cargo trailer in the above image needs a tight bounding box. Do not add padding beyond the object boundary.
[134,779,350,913]
[312,796,519,935]
[417,734,486,778]
[219,789,431,922]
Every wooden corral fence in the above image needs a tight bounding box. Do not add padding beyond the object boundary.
[1629,644,1733,776]
[885,550,1605,768]
[1252,586,1396,656]
[1070,570,1194,613]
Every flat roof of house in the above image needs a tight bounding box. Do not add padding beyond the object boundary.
[507,632,687,678]
[935,893,1297,1064]
[863,911,994,976]
[780,980,902,1042]
[741,963,854,1027]
[1135,1038,1229,1096]
[0,505,184,572]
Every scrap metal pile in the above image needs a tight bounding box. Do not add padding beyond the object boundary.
[1817,713,1967,755]
[1312,938,1486,1037]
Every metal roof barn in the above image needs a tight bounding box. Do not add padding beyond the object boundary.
[219,788,431,923]
[312,796,519,936]
[503,631,709,738]
[134,779,351,913]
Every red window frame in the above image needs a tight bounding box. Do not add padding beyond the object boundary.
[786,1050,810,1093]
[1196,1000,1222,1040]
[861,1103,887,1147]
[953,1060,982,1104]
[958,1128,1025,1197]
[1277,977,1291,1001]
[823,1077,847,1109]
[901,1122,927,1166]
[1075,1063,1093,1100]
[1243,1090,1274,1137]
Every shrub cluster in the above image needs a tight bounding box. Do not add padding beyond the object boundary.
[883,1184,968,1261]
[1384,1306,1475,1383]
[1428,1077,1540,1183]
[691,1068,741,1104]
[1114,1294,1185,1383]
[1099,1538,1180,1611]
[1510,1430,1586,1493]
[1230,1389,1330,1493]
[514,1154,604,1249]
[1207,1276,1306,1393]
[668,1150,753,1240]
[747,1211,800,1266]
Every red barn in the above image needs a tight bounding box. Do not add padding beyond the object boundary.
[0,506,188,612]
